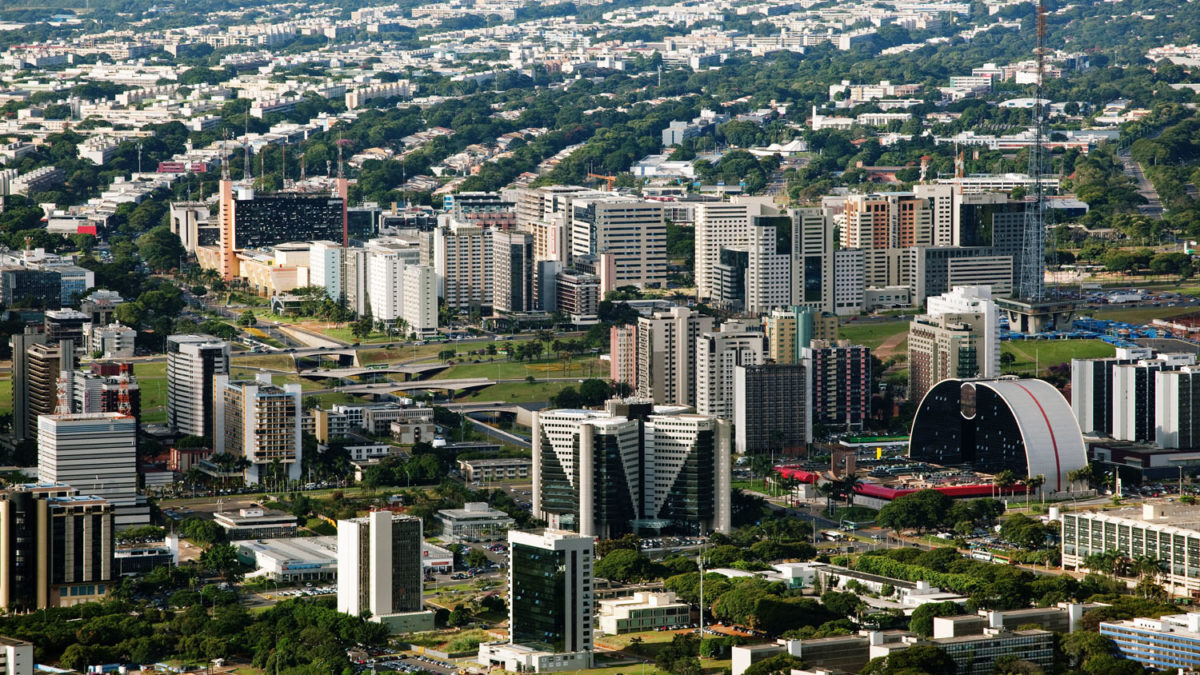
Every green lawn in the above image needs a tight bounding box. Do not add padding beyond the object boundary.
[314,326,393,344]
[134,361,169,424]
[1084,305,1197,325]
[837,320,908,350]
[433,356,606,381]
[455,381,575,404]
[1000,338,1115,376]
[304,392,364,408]
[0,373,11,417]
[231,354,296,371]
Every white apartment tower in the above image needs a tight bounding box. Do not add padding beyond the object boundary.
[570,195,667,289]
[746,215,793,314]
[309,240,344,301]
[636,307,715,407]
[695,322,767,419]
[165,334,230,439]
[214,373,303,485]
[924,285,1000,378]
[403,265,437,334]
[694,197,779,300]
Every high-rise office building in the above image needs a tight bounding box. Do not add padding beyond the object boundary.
[166,334,230,439]
[9,329,47,442]
[515,185,594,234]
[570,195,667,290]
[925,286,1000,377]
[1156,367,1200,449]
[343,247,370,316]
[694,197,779,300]
[1070,348,1149,435]
[478,529,595,673]
[791,207,835,313]
[908,312,988,404]
[434,222,493,310]
[0,483,114,610]
[508,529,594,655]
[745,215,793,314]
[44,309,87,344]
[337,511,433,631]
[842,193,932,289]
[492,230,534,313]
[402,265,437,334]
[37,412,144,526]
[532,405,731,537]
[804,340,871,431]
[908,288,999,404]
[763,306,837,364]
[636,307,715,407]
[1111,356,1196,443]
[908,246,1013,303]
[695,322,766,420]
[833,249,866,316]
[72,362,139,418]
[227,189,344,250]
[534,409,640,536]
[609,325,638,388]
[734,363,811,455]
[24,339,76,438]
[364,242,436,332]
[555,269,600,318]
[214,373,302,485]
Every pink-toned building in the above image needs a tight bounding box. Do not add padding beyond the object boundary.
[610,324,638,388]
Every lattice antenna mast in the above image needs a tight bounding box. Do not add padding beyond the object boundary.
[221,130,230,181]
[55,371,71,416]
[1017,0,1048,301]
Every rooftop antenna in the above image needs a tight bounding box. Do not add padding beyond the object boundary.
[221,129,230,181]
[55,370,71,416]
[117,371,132,416]
[243,116,251,180]
[1017,0,1048,302]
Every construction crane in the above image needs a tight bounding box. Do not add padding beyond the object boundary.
[587,173,617,191]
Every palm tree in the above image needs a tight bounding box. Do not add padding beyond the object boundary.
[994,469,1018,499]
[1067,465,1094,491]
[816,481,837,517]
[835,475,862,507]
[749,454,774,492]
[1024,474,1046,507]
[1132,555,1163,582]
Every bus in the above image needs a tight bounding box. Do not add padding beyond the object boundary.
[823,530,848,542]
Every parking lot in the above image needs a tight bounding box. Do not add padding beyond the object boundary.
[355,653,461,674]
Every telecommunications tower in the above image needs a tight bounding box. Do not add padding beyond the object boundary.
[1016,0,1048,302]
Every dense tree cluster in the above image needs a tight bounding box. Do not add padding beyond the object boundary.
[876,491,1004,534]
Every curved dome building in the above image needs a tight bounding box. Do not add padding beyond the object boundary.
[908,378,1087,492]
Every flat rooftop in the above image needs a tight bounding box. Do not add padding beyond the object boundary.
[238,536,337,562]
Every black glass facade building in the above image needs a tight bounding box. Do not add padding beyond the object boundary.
[510,543,568,651]
[233,194,344,249]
